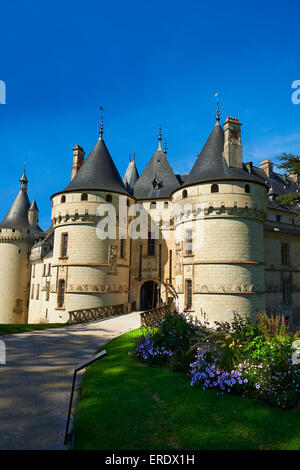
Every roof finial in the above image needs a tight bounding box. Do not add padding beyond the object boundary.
[215,92,220,122]
[99,106,104,140]
[164,139,167,154]
[158,125,162,150]
[129,152,131,162]
[133,151,136,161]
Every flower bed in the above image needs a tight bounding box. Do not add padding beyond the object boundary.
[134,311,300,409]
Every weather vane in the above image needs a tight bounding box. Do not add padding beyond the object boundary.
[215,92,220,122]
[99,106,104,139]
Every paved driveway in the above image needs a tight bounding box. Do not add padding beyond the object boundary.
[0,312,141,450]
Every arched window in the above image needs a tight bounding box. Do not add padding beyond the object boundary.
[182,189,188,198]
[150,201,156,209]
[81,193,88,201]
[211,184,219,193]
[106,194,112,202]
[245,184,250,193]
[61,195,66,203]
[164,202,169,208]
[127,198,130,207]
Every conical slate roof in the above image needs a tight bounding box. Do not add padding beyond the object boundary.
[123,158,139,195]
[133,147,180,199]
[0,189,32,229]
[59,138,130,196]
[29,199,39,211]
[182,121,267,189]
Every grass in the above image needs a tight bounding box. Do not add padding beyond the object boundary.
[73,328,300,450]
[0,323,66,335]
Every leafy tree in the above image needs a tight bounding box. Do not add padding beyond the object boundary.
[275,153,300,208]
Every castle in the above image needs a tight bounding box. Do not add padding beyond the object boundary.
[1,109,300,327]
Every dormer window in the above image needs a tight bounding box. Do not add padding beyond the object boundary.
[211,184,219,193]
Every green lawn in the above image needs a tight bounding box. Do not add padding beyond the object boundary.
[0,323,66,335]
[73,328,300,450]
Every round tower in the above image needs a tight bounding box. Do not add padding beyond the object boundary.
[0,171,42,323]
[50,116,134,321]
[172,115,268,324]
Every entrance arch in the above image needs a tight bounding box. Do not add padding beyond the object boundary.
[140,281,160,310]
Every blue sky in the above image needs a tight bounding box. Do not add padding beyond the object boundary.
[0,0,299,229]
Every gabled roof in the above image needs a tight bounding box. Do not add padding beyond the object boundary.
[123,158,139,195]
[56,137,130,197]
[182,121,266,189]
[133,148,180,200]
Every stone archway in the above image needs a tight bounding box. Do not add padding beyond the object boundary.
[140,281,160,311]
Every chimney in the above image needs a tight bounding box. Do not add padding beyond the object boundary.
[223,116,243,168]
[259,159,273,177]
[245,161,253,174]
[71,145,85,180]
[28,200,39,227]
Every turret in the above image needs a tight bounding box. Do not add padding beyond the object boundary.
[28,199,39,228]
[49,111,134,320]
[123,153,139,195]
[172,110,268,324]
[0,171,41,323]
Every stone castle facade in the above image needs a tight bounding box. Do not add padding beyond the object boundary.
[1,111,300,326]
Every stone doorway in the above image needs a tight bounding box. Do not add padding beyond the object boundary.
[140,281,160,310]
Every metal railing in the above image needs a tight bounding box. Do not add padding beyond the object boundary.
[67,303,127,325]
[140,302,175,327]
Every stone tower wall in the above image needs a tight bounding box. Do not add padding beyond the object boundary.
[172,180,267,324]
[50,190,132,321]
[0,229,32,323]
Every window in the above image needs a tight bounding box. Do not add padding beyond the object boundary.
[185,230,193,255]
[45,281,50,301]
[182,189,188,199]
[276,215,281,223]
[13,299,23,312]
[43,264,46,276]
[61,233,68,257]
[245,184,250,193]
[211,184,219,193]
[81,193,88,201]
[57,280,65,308]
[61,195,66,203]
[48,263,51,275]
[120,239,126,259]
[147,232,155,256]
[150,202,156,209]
[283,278,292,305]
[32,264,36,278]
[185,280,192,309]
[281,243,290,265]
[31,285,34,300]
[36,284,40,300]
[106,194,112,202]
[164,202,169,208]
